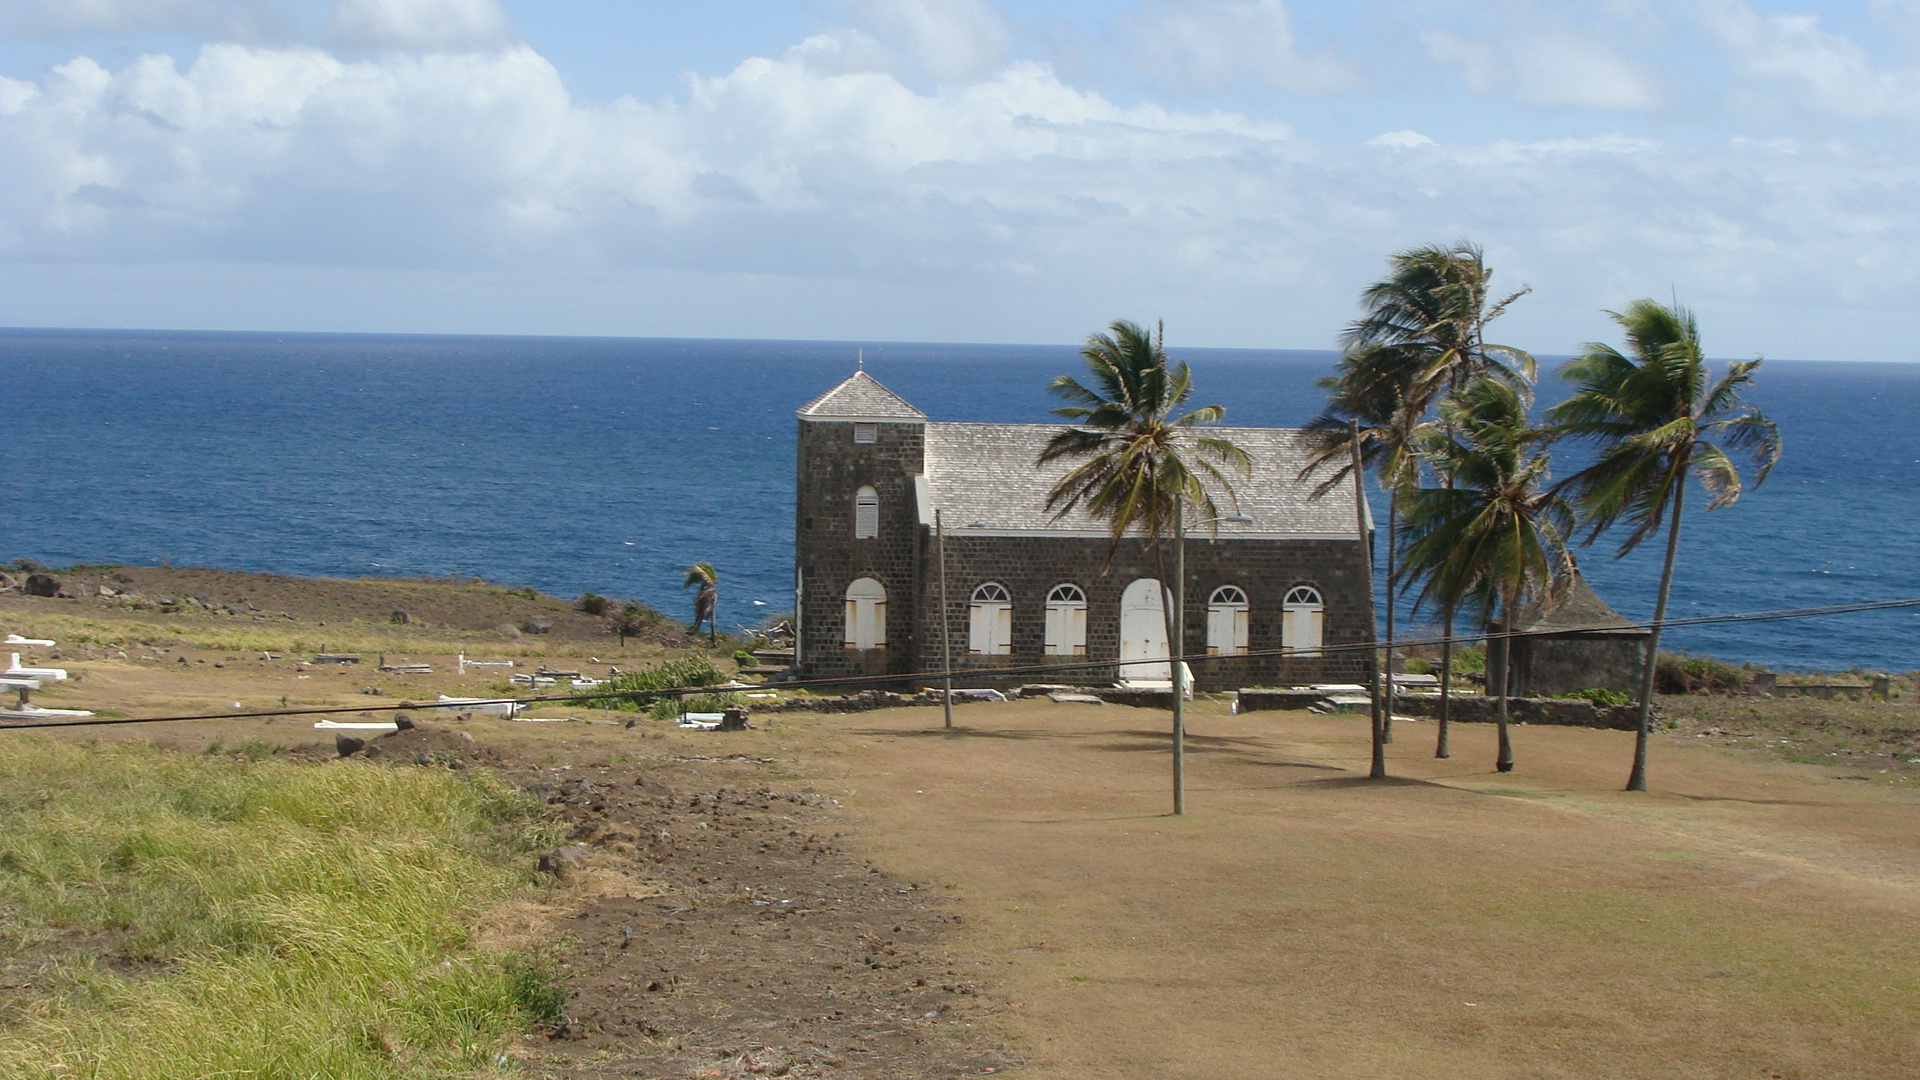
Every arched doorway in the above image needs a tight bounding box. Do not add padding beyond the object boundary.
[1118,578,1170,684]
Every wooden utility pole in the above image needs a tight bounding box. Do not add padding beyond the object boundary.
[937,509,953,730]
[1349,420,1386,779]
[1171,498,1186,815]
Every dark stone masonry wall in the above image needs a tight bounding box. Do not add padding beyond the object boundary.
[794,418,925,683]
[913,532,1374,692]
[1512,634,1649,698]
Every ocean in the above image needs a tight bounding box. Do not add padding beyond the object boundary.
[1,328,1915,674]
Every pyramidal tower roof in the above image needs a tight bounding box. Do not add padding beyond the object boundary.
[796,370,926,422]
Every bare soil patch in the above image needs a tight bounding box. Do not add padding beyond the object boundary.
[503,754,1014,1079]
[0,564,697,648]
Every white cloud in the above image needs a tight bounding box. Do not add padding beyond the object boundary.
[844,0,1011,83]
[331,0,510,52]
[1699,0,1920,121]
[1121,0,1360,94]
[1368,129,1434,149]
[0,28,1917,358]
[1420,24,1664,110]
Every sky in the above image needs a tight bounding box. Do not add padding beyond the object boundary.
[0,0,1916,360]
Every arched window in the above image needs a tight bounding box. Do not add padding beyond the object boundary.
[1283,584,1324,658]
[1044,583,1087,656]
[844,577,887,650]
[968,582,1013,655]
[1207,585,1250,657]
[853,486,879,539]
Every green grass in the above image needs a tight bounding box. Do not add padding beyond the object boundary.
[0,737,563,1079]
[572,655,739,718]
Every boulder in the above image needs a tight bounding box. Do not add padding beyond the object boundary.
[335,734,366,757]
[496,623,524,641]
[389,610,412,625]
[536,844,592,879]
[23,574,60,597]
[520,617,554,635]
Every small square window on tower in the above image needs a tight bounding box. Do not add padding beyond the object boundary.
[853,423,877,443]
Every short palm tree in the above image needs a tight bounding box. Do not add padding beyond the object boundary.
[1401,377,1573,773]
[1313,242,1534,759]
[684,562,718,643]
[1547,299,1781,792]
[1039,319,1249,815]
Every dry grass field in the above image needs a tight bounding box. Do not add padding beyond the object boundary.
[4,580,1917,1079]
[772,702,1920,1080]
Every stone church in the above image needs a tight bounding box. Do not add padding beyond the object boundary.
[792,369,1377,692]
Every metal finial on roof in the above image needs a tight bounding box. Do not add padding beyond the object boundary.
[857,348,864,371]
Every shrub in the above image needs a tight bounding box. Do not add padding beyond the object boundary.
[1558,687,1632,707]
[1450,646,1487,676]
[1400,657,1434,676]
[576,655,728,712]
[733,648,759,667]
[1655,652,1746,695]
[576,592,612,617]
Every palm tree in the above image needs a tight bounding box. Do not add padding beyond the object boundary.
[1401,377,1573,773]
[684,562,718,643]
[1547,300,1781,792]
[1039,319,1250,815]
[1314,242,1534,759]
[1301,348,1423,775]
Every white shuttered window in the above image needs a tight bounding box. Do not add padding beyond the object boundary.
[968,582,1013,655]
[1282,585,1323,658]
[1044,584,1087,655]
[1206,585,1250,656]
[854,486,879,539]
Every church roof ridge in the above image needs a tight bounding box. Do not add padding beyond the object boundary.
[796,371,926,421]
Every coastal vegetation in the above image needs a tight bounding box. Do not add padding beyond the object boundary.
[1399,377,1574,773]
[1548,300,1781,789]
[1304,241,1534,760]
[1305,243,1783,790]
[0,737,562,1079]
[1038,318,1251,814]
[683,562,718,642]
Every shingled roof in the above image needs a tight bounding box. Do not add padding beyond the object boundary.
[919,423,1364,540]
[796,371,926,422]
[1515,571,1645,636]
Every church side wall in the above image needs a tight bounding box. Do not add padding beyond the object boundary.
[794,419,925,684]
[915,533,1374,692]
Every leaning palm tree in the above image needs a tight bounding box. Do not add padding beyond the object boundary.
[1301,347,1424,774]
[1039,319,1249,815]
[684,562,718,643]
[1313,242,1534,759]
[1401,377,1573,773]
[1547,300,1781,792]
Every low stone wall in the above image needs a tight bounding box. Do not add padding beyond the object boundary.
[1234,688,1336,712]
[744,689,950,714]
[1234,688,1642,730]
[1390,694,1641,731]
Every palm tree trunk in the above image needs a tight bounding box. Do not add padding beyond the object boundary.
[1496,603,1514,773]
[1627,475,1687,792]
[1436,427,1457,760]
[1382,489,1398,744]
[1171,500,1187,815]
[1436,603,1453,759]
[1347,422,1386,780]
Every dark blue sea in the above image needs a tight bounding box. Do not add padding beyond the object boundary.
[1,328,1915,674]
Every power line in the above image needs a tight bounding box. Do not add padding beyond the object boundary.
[6,594,1918,731]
